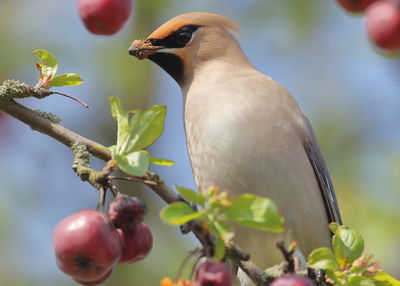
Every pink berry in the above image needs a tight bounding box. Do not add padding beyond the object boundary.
[108,194,146,230]
[336,0,378,13]
[271,274,314,286]
[193,261,232,286]
[117,222,153,264]
[53,210,122,282]
[366,0,400,50]
[78,0,133,35]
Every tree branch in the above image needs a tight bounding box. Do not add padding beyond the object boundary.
[0,80,269,285]
[0,97,110,161]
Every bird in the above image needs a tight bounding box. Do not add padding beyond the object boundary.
[128,12,342,285]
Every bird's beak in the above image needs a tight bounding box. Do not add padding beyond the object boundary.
[128,39,163,60]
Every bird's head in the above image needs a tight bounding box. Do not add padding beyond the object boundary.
[128,12,242,86]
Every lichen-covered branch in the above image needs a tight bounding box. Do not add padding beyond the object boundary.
[0,84,110,161]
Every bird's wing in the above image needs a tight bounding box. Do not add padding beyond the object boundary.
[303,117,342,225]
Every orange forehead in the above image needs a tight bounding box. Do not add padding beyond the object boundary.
[147,12,241,40]
[148,21,193,39]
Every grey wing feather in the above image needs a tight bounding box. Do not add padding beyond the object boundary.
[303,118,342,225]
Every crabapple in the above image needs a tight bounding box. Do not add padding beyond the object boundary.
[366,0,400,50]
[336,0,378,13]
[193,261,232,286]
[53,210,122,282]
[78,0,133,35]
[108,194,146,230]
[72,268,113,286]
[117,222,153,264]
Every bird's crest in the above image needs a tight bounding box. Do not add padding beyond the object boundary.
[148,12,241,39]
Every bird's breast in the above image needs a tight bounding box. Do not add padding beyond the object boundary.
[183,73,302,194]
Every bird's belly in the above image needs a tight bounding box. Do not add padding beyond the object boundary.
[185,116,332,269]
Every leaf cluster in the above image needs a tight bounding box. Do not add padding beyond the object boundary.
[307,223,400,286]
[33,49,82,88]
[101,97,174,176]
[160,186,284,261]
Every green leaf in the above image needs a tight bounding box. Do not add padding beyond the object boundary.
[141,150,174,166]
[308,247,340,270]
[175,186,205,206]
[106,145,117,156]
[94,144,116,155]
[108,100,167,156]
[325,270,338,285]
[149,155,175,166]
[347,276,376,286]
[210,221,234,244]
[333,226,365,267]
[225,194,284,233]
[114,151,149,176]
[48,73,82,87]
[141,150,175,167]
[109,97,130,153]
[214,237,226,262]
[160,202,202,225]
[373,272,400,286]
[33,49,58,78]
[124,105,167,152]
[329,222,340,233]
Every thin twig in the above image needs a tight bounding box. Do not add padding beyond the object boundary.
[108,175,158,186]
[50,91,89,109]
[175,248,202,281]
[110,185,119,197]
[276,241,295,273]
[96,187,106,212]
[190,254,204,281]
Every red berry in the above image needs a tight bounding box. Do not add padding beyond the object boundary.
[271,274,314,286]
[77,0,133,35]
[108,194,146,230]
[53,210,122,282]
[336,0,378,13]
[193,261,232,286]
[72,268,113,286]
[117,222,153,264]
[366,0,400,50]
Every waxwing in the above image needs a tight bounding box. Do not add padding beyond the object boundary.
[128,12,342,285]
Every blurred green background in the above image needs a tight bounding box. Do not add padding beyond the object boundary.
[0,0,399,285]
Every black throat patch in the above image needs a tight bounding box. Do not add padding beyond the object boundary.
[148,53,184,84]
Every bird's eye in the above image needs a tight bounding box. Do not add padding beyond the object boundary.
[175,31,193,46]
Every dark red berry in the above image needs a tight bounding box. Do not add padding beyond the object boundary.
[78,0,133,35]
[193,261,232,286]
[271,274,314,286]
[366,0,400,50]
[53,210,122,282]
[108,194,146,230]
[117,222,153,264]
[72,268,113,286]
[336,0,378,13]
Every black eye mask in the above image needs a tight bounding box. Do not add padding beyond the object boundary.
[147,25,200,49]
